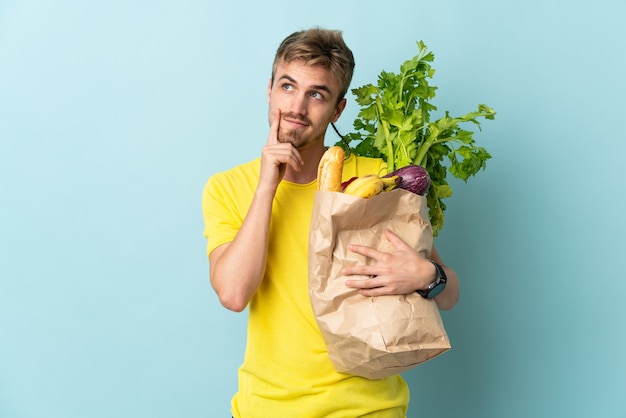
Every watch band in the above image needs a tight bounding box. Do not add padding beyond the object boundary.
[416,260,447,299]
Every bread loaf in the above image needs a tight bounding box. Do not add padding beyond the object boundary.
[317,146,344,192]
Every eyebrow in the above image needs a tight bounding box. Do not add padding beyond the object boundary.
[278,74,333,95]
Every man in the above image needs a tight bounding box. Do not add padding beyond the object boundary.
[202,27,459,418]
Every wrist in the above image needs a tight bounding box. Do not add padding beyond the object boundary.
[416,260,447,299]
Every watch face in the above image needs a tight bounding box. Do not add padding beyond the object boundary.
[427,261,447,298]
[417,261,447,299]
[428,281,446,298]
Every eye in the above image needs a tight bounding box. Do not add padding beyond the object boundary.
[310,91,324,100]
[281,83,294,91]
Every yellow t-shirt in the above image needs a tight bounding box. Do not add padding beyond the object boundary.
[202,154,409,418]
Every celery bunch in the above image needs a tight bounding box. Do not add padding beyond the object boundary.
[337,41,496,236]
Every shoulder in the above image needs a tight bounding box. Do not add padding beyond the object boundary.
[205,159,260,189]
[202,159,260,209]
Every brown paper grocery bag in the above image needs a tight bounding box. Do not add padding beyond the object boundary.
[308,188,450,379]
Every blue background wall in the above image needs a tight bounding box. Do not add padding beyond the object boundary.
[1,1,625,417]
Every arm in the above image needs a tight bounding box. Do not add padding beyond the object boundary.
[209,187,274,312]
[429,246,460,310]
[343,229,460,310]
[209,110,303,312]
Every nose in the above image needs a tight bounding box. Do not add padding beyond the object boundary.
[288,92,308,116]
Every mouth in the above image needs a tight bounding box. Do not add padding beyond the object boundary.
[282,114,310,128]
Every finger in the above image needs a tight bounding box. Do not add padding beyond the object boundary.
[342,264,377,277]
[383,228,411,251]
[291,149,304,170]
[347,243,383,261]
[259,146,303,186]
[282,148,304,172]
[345,276,383,289]
[345,277,395,297]
[267,109,281,145]
[346,276,413,297]
[265,145,303,170]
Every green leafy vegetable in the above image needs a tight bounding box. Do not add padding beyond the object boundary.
[336,41,496,236]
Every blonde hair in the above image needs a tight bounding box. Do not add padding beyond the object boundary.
[271,27,355,103]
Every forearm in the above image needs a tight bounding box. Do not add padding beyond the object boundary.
[210,187,275,312]
[433,264,459,310]
[430,246,459,310]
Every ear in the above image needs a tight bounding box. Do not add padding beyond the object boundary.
[330,98,347,123]
[267,78,273,104]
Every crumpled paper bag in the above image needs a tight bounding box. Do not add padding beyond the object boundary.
[308,188,451,379]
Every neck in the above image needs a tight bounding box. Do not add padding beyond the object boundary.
[283,143,326,184]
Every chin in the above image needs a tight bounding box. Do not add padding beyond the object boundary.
[279,133,305,147]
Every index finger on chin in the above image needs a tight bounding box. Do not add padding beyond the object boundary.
[267,109,281,145]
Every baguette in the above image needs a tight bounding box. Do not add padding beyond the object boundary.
[317,146,345,192]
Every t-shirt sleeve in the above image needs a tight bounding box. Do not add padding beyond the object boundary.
[201,174,243,257]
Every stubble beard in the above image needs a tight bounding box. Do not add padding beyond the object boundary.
[278,127,306,148]
[277,112,313,148]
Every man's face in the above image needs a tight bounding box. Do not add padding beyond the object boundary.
[267,60,346,149]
